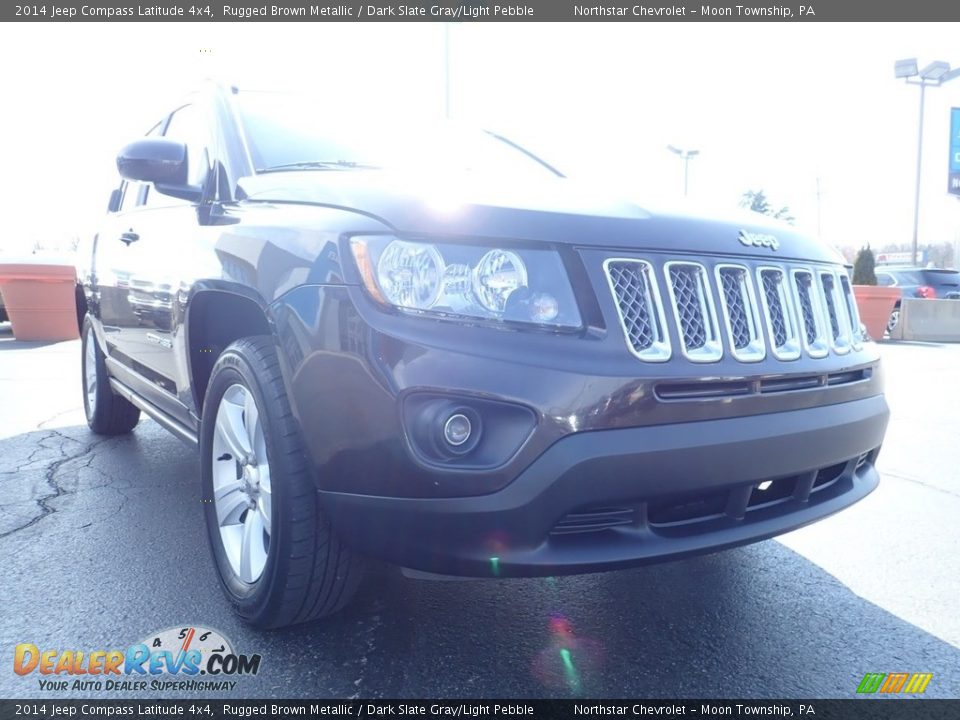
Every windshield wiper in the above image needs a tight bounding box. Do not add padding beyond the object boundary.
[256,160,379,173]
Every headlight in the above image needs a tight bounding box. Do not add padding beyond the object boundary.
[350,236,581,329]
[376,241,444,309]
[473,250,527,313]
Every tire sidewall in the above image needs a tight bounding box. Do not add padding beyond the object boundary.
[887,306,900,334]
[82,317,109,428]
[201,346,287,622]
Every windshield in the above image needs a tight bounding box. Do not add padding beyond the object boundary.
[234,92,560,179]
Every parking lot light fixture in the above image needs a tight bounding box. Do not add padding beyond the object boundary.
[667,145,700,197]
[919,61,950,81]
[894,58,918,79]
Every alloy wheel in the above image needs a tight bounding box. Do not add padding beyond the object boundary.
[84,327,98,413]
[211,383,272,583]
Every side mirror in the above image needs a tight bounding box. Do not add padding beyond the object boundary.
[116,138,202,202]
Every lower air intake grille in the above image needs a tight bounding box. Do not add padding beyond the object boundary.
[551,506,637,536]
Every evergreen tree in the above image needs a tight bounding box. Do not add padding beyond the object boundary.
[852,246,877,285]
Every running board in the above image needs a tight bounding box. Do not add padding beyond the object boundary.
[108,378,199,446]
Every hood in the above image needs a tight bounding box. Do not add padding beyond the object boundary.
[236,170,844,264]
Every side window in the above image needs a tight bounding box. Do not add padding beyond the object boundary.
[145,104,209,208]
[118,181,143,212]
[876,273,894,287]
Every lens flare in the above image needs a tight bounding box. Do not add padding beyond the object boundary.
[531,612,604,695]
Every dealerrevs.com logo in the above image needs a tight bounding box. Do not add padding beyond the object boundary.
[13,625,262,693]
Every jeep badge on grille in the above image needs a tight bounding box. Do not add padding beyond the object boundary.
[738,230,780,251]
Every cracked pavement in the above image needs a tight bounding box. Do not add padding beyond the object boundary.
[1,324,958,700]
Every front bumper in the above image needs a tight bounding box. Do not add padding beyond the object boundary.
[320,394,888,577]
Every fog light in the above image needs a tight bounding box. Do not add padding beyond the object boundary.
[443,413,472,447]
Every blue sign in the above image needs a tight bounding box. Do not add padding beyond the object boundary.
[949,108,960,196]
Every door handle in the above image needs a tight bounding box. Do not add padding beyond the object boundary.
[120,231,140,245]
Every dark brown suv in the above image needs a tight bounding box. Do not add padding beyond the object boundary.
[78,84,890,628]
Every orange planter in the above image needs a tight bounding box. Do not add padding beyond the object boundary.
[853,285,901,341]
[0,262,79,341]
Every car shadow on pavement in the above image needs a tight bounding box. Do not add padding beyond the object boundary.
[1,420,958,700]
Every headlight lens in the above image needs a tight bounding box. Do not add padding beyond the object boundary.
[473,250,528,313]
[351,236,581,329]
[376,241,444,309]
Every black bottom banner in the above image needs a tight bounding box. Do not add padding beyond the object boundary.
[1,700,957,720]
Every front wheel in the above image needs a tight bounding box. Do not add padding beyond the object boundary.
[200,336,363,628]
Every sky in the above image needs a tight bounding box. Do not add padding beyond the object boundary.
[1,22,959,260]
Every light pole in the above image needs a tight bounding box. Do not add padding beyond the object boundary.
[667,145,699,197]
[894,58,960,265]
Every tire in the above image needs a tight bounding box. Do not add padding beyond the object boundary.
[82,315,141,435]
[200,336,363,629]
[886,305,900,335]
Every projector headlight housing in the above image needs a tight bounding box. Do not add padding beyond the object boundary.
[350,236,582,330]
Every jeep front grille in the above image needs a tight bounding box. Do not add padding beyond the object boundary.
[603,258,862,364]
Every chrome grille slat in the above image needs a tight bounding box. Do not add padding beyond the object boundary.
[670,267,708,349]
[761,271,789,347]
[715,265,765,362]
[839,275,864,349]
[819,271,852,354]
[664,262,722,362]
[795,274,818,345]
[821,273,842,340]
[721,272,750,349]
[603,259,671,362]
[792,270,830,359]
[757,268,801,361]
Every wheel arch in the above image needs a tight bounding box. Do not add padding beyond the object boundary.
[185,285,275,417]
[75,284,88,335]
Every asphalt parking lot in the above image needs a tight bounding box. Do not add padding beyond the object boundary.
[1,323,958,700]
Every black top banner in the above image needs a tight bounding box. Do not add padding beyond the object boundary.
[5,0,960,22]
[2,700,959,720]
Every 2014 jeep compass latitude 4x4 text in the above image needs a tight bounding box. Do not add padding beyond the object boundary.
[78,85,890,628]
